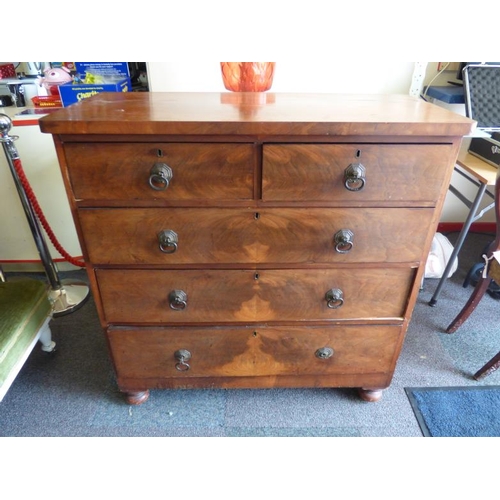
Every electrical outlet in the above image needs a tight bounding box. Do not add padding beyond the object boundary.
[410,62,428,97]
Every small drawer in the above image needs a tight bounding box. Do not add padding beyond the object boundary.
[64,142,256,202]
[108,324,402,379]
[97,267,415,324]
[262,143,455,203]
[79,207,432,265]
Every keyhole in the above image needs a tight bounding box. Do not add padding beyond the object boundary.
[157,149,163,157]
[254,212,260,220]
[254,273,260,280]
[355,149,361,158]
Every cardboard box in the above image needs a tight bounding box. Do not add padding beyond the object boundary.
[55,62,132,107]
[58,78,129,107]
[75,62,131,84]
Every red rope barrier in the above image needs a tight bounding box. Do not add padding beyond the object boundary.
[13,157,85,268]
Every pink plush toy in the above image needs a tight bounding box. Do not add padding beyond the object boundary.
[37,67,73,96]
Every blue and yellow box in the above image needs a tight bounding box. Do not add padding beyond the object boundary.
[58,78,129,107]
[56,62,131,107]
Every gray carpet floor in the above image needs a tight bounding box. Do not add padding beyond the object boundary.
[1,231,499,437]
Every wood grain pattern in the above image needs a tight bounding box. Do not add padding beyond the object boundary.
[63,142,255,201]
[262,144,456,202]
[79,207,433,265]
[108,324,402,379]
[39,92,475,137]
[96,267,414,324]
[40,92,471,402]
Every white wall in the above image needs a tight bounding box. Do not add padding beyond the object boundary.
[147,62,416,94]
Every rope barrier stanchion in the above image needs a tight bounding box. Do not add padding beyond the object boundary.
[12,157,86,268]
[0,113,89,316]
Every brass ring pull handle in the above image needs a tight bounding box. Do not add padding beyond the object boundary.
[158,229,178,254]
[149,162,173,191]
[325,288,344,309]
[169,290,187,310]
[174,349,191,371]
[315,347,334,359]
[344,163,366,191]
[334,229,354,253]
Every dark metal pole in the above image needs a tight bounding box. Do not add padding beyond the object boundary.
[0,113,89,316]
[0,113,62,290]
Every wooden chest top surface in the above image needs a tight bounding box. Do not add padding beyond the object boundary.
[39,92,476,138]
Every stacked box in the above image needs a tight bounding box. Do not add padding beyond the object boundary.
[57,62,131,107]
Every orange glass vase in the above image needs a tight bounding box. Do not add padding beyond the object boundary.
[220,62,276,92]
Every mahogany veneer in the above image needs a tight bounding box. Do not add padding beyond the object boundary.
[40,92,475,404]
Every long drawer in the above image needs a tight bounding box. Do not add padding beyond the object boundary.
[108,324,402,379]
[79,207,433,265]
[262,143,455,203]
[96,268,415,324]
[63,143,256,202]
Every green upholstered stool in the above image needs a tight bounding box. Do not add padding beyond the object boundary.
[0,278,56,402]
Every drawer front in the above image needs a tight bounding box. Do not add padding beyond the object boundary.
[64,143,255,202]
[262,143,455,202]
[80,207,433,265]
[97,267,415,323]
[108,324,402,378]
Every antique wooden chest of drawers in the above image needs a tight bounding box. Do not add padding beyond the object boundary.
[40,92,474,404]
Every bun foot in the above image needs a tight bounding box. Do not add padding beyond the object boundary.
[125,390,150,405]
[358,388,383,402]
